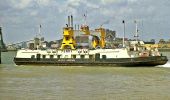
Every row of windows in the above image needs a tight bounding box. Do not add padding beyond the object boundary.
[31,54,107,59]
[47,51,57,53]
[31,55,94,59]
[31,55,61,59]
[72,55,107,59]
[46,50,89,53]
[72,55,94,59]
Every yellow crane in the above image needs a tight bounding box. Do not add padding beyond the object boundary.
[60,15,76,50]
[60,15,106,49]
[95,27,106,48]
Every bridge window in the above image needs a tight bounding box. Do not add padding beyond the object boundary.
[89,55,93,59]
[42,55,46,59]
[80,55,85,59]
[47,51,51,53]
[72,55,76,59]
[102,55,106,59]
[31,55,35,59]
[50,55,54,59]
[36,54,41,61]
[57,55,61,59]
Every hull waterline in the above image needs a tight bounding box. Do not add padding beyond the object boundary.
[14,56,168,67]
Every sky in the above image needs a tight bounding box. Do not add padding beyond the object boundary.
[0,0,170,44]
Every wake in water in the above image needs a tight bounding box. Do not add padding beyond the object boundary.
[158,62,170,68]
[158,52,170,67]
[162,62,170,67]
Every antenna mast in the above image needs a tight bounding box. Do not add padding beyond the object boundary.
[83,11,87,25]
[134,20,139,41]
[37,24,42,49]
[122,20,125,47]
[39,24,42,38]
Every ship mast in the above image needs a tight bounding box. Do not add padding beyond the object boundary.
[122,20,126,47]
[134,20,139,41]
[81,12,90,35]
[36,24,42,50]
[83,11,87,25]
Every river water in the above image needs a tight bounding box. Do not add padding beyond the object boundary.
[0,51,170,100]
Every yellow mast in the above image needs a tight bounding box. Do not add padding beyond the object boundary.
[60,15,76,50]
[95,27,106,48]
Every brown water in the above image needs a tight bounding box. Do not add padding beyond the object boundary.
[0,52,170,100]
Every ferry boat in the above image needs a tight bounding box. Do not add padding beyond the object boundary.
[14,16,168,66]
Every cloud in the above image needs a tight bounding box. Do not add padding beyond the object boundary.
[101,0,124,5]
[128,0,137,3]
[30,10,38,16]
[1,0,170,43]
[10,0,33,9]
[67,0,81,7]
[36,0,50,6]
